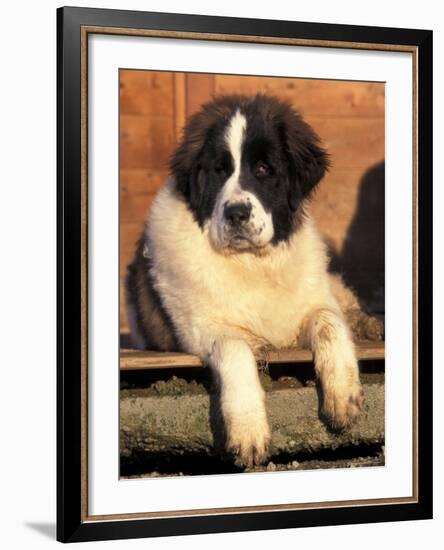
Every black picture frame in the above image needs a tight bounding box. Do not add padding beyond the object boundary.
[57,6,433,543]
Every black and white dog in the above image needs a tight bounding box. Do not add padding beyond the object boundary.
[127,94,369,468]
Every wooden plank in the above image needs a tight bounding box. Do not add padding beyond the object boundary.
[214,75,385,119]
[120,169,169,196]
[120,342,385,370]
[120,190,161,224]
[186,73,215,116]
[173,72,187,140]
[120,114,175,170]
[121,350,203,369]
[306,117,384,169]
[120,70,174,117]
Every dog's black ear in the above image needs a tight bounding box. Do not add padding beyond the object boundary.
[170,96,241,213]
[281,110,329,210]
[170,112,209,212]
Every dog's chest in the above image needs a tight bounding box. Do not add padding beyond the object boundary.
[184,255,315,348]
[232,269,307,344]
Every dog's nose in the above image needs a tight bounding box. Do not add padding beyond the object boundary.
[224,202,252,226]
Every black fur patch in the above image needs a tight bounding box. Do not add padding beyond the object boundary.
[126,237,179,351]
[171,94,329,244]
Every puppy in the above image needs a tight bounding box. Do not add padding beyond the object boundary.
[126,94,368,468]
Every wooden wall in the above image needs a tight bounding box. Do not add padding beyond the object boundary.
[120,70,385,331]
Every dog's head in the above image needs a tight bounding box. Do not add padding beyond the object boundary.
[171,95,329,253]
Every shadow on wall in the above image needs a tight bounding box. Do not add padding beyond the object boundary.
[330,161,385,314]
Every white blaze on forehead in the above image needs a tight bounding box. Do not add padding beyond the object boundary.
[208,108,274,250]
[225,110,247,180]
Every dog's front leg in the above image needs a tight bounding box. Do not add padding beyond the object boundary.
[301,308,364,429]
[209,338,270,468]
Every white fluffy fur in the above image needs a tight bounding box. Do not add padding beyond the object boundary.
[208,111,274,251]
[146,180,362,466]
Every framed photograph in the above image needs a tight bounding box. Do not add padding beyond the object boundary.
[57,6,433,543]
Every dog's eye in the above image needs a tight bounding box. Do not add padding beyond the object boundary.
[255,162,270,178]
[214,163,226,174]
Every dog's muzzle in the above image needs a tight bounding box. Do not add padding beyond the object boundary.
[222,201,257,249]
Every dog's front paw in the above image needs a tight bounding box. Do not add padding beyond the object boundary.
[346,310,384,342]
[225,408,271,468]
[321,374,364,430]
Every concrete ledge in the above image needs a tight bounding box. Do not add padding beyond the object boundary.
[120,383,384,459]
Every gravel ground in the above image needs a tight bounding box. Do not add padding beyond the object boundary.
[121,446,385,479]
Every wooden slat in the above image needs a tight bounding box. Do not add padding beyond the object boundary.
[120,342,384,371]
[120,114,175,170]
[186,73,215,116]
[120,70,174,117]
[306,117,384,169]
[214,75,385,119]
[120,169,169,196]
[173,72,187,139]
